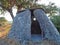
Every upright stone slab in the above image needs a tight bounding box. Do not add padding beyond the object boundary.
[34,9,60,43]
[7,10,31,41]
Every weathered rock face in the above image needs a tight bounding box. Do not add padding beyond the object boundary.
[7,10,31,41]
[34,9,60,43]
[7,9,60,44]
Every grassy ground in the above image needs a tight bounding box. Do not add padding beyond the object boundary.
[0,38,60,45]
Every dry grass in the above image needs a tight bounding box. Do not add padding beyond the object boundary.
[0,24,11,38]
[0,38,20,45]
[0,38,60,45]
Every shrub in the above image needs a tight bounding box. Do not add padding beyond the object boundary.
[50,16,60,33]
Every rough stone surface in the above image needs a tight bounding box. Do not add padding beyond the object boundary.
[7,10,31,41]
[34,9,60,43]
[7,9,60,45]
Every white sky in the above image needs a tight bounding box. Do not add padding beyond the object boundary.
[0,7,17,21]
[37,0,60,7]
[0,0,60,21]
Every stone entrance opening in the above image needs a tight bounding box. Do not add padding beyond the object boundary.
[31,10,41,34]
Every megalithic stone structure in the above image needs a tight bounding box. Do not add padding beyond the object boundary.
[7,10,31,41]
[7,9,60,45]
[34,9,60,43]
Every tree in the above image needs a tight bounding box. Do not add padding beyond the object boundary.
[34,2,58,17]
[0,0,38,19]
[44,2,58,17]
[0,0,58,20]
[26,2,58,16]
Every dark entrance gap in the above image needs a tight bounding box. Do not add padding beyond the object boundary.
[31,9,41,34]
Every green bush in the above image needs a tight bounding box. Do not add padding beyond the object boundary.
[50,16,60,33]
[0,17,7,26]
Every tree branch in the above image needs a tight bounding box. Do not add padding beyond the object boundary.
[0,4,14,19]
[0,4,8,10]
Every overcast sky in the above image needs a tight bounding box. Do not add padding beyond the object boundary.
[37,0,60,7]
[0,0,60,21]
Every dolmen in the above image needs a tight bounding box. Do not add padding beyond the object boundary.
[7,9,60,45]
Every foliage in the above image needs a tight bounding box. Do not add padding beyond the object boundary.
[0,0,58,20]
[0,17,7,26]
[0,0,58,19]
[0,17,7,22]
[0,0,33,9]
[0,17,11,38]
[57,8,60,15]
[50,16,60,33]
[41,2,58,17]
[0,0,38,19]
